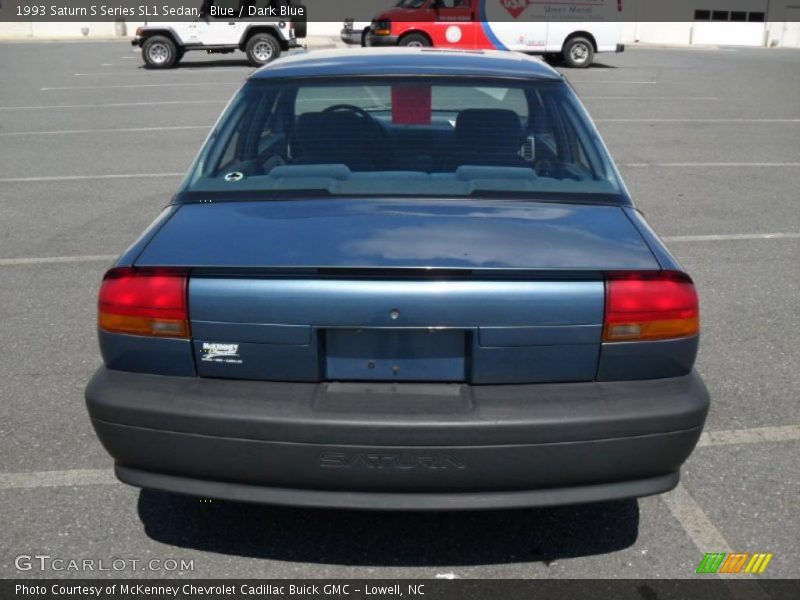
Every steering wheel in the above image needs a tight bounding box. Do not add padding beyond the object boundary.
[320,104,389,168]
[321,104,387,140]
[322,103,373,119]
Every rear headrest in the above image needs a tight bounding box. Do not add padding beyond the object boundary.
[456,109,523,152]
[293,111,364,158]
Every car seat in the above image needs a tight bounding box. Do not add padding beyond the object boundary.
[291,111,379,171]
[453,109,527,169]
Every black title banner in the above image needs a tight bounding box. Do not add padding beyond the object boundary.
[5,579,800,600]
[0,0,783,23]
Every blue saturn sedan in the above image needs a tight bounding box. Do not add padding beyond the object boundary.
[86,48,709,510]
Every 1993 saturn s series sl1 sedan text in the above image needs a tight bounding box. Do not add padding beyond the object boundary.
[85,48,709,510]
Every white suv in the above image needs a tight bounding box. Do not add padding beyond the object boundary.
[132,1,306,69]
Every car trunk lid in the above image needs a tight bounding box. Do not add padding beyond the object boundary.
[134,198,658,271]
[135,199,658,384]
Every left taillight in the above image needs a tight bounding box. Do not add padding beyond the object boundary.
[98,267,189,338]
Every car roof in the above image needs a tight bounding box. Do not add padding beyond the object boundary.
[249,48,564,82]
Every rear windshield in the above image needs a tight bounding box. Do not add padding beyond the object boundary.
[182,78,624,201]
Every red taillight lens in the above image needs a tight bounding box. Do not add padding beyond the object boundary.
[604,271,699,342]
[98,268,189,338]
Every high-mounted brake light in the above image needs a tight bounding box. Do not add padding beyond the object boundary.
[98,268,189,338]
[604,271,699,342]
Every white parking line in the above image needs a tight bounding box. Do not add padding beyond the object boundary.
[75,71,145,75]
[661,483,732,556]
[599,118,800,123]
[698,425,800,447]
[0,100,227,111]
[583,96,719,101]
[74,70,251,76]
[570,80,658,84]
[0,469,116,490]
[42,82,241,91]
[0,126,210,137]
[0,172,183,183]
[0,255,117,266]
[623,162,800,168]
[665,232,800,242]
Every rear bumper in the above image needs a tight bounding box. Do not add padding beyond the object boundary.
[86,368,709,510]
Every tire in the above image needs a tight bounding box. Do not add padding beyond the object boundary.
[292,6,307,39]
[562,37,594,68]
[361,28,369,47]
[175,48,185,63]
[399,33,432,48]
[245,33,281,67]
[141,35,178,69]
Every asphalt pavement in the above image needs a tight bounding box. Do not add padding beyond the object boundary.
[0,41,798,580]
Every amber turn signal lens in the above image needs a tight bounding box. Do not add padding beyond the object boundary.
[604,315,700,341]
[98,312,189,338]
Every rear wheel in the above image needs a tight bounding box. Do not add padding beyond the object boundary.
[399,33,431,48]
[245,33,281,67]
[142,35,178,69]
[562,37,594,68]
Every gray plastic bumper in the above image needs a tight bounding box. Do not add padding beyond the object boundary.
[86,368,709,509]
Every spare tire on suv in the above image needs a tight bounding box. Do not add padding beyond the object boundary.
[292,5,307,39]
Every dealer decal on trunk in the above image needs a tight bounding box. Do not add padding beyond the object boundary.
[200,342,242,364]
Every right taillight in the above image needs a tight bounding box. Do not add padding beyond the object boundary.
[98,267,189,338]
[604,271,699,342]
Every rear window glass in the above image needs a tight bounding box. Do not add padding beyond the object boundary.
[184,78,623,200]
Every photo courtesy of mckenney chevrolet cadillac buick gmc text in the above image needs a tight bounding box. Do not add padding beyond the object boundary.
[85,48,708,510]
